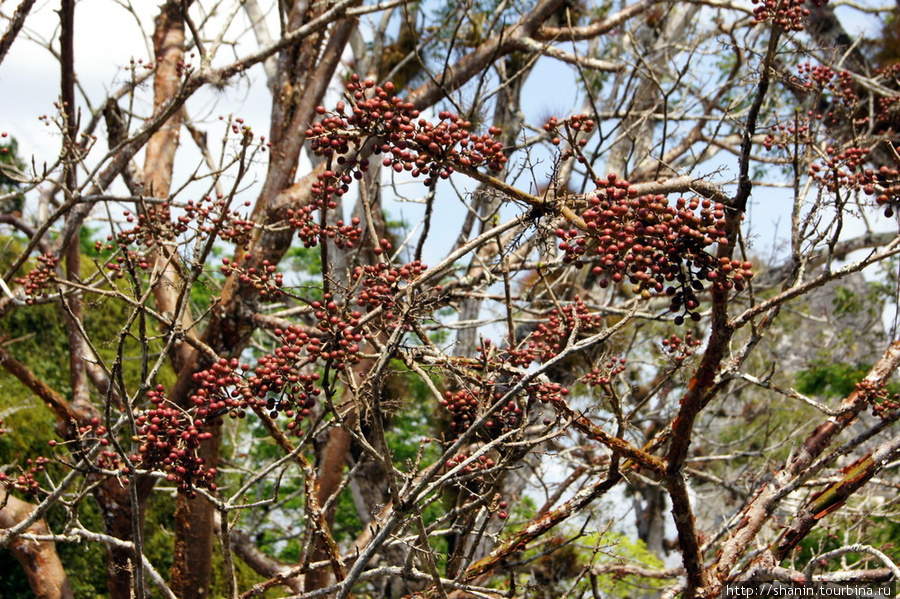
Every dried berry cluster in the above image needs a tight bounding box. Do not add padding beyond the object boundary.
[191,351,322,437]
[220,254,285,299]
[309,297,365,367]
[117,203,186,246]
[441,387,525,435]
[855,379,900,419]
[750,0,821,31]
[352,259,427,322]
[182,195,256,247]
[15,253,59,303]
[244,338,322,433]
[132,385,216,497]
[583,356,627,386]
[543,114,596,162]
[810,150,900,216]
[557,177,752,322]
[661,330,703,363]
[0,456,51,494]
[763,118,812,151]
[308,76,507,182]
[287,197,363,250]
[508,297,606,367]
[526,380,570,403]
[795,62,838,90]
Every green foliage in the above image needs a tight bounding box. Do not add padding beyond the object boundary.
[52,499,109,597]
[286,245,323,277]
[793,515,900,573]
[0,549,33,599]
[0,231,182,597]
[591,532,667,597]
[208,537,278,599]
[0,137,25,214]
[796,361,872,399]
[384,362,442,468]
[332,482,363,544]
[831,284,881,319]
[506,527,665,598]
[0,497,109,598]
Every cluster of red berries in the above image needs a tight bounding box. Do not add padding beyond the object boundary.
[182,195,256,248]
[872,165,900,217]
[76,416,108,439]
[825,70,860,116]
[132,385,216,497]
[190,359,247,420]
[286,172,365,249]
[97,249,151,277]
[661,330,703,363]
[789,64,866,133]
[792,66,859,126]
[47,419,116,471]
[14,253,59,303]
[96,448,121,471]
[810,150,900,216]
[309,297,365,367]
[508,297,606,367]
[442,388,483,432]
[444,451,497,476]
[229,116,255,139]
[353,259,427,321]
[560,179,752,322]
[220,254,284,299]
[117,203,186,247]
[796,62,837,90]
[763,119,812,151]
[307,76,507,186]
[526,380,571,403]
[543,114,596,162]
[855,379,900,419]
[188,332,332,437]
[173,55,193,78]
[809,146,869,189]
[0,456,52,494]
[496,498,510,520]
[750,0,819,31]
[244,341,322,433]
[441,387,524,436]
[878,94,900,125]
[583,356,627,386]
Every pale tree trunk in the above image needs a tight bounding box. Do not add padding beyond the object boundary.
[0,495,75,599]
[165,3,358,595]
[144,0,193,372]
[605,4,700,179]
[136,3,221,598]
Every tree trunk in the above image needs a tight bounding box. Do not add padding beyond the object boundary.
[170,431,221,598]
[0,495,74,599]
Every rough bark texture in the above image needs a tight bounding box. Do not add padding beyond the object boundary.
[0,495,74,599]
